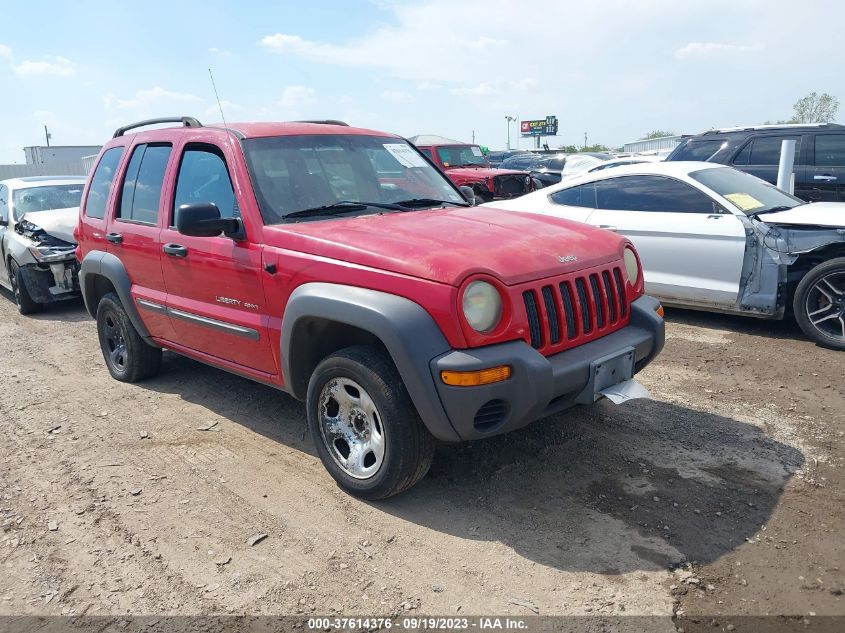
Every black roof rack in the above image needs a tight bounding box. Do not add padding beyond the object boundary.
[295,120,349,126]
[113,116,203,138]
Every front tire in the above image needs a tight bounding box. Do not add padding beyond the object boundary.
[793,257,845,350]
[306,346,435,499]
[96,292,162,382]
[8,260,40,315]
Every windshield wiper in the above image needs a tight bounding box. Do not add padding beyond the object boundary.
[394,198,469,208]
[284,200,403,219]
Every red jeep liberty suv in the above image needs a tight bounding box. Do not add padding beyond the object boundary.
[76,117,664,499]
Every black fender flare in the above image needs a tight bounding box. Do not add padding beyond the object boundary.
[79,250,151,339]
[280,282,461,442]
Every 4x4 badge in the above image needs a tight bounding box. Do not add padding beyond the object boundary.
[558,255,578,263]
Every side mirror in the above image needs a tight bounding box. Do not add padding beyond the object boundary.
[459,185,477,206]
[0,218,7,227]
[176,203,241,238]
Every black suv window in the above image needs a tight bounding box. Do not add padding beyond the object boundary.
[595,175,713,213]
[670,140,725,161]
[735,135,801,166]
[85,147,124,220]
[173,146,237,223]
[118,144,172,224]
[550,183,596,208]
[815,134,845,166]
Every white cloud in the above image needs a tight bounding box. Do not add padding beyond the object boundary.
[204,100,243,118]
[103,86,202,110]
[381,90,413,103]
[450,77,537,97]
[0,45,76,76]
[208,47,231,57]
[675,42,762,59]
[278,85,316,108]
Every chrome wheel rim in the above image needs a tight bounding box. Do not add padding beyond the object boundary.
[805,270,845,342]
[318,377,385,480]
[9,264,21,308]
[103,313,128,371]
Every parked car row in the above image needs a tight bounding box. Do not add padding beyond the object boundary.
[1,116,842,501]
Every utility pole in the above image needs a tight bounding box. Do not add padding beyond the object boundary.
[472,130,475,143]
[583,132,588,150]
[44,125,52,147]
[505,115,517,150]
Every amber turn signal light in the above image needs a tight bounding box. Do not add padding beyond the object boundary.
[440,365,512,387]
[656,304,665,318]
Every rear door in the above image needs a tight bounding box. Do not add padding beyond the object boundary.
[106,142,176,340]
[159,141,276,374]
[808,133,845,201]
[584,175,747,306]
[730,134,802,187]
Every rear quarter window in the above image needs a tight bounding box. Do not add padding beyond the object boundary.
[670,140,726,162]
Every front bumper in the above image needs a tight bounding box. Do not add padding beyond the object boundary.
[19,259,80,304]
[430,295,664,441]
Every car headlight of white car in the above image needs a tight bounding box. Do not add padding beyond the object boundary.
[462,280,503,333]
[623,246,640,285]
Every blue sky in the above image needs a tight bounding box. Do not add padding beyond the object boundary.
[1,0,843,163]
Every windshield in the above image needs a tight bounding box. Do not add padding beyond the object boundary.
[690,167,804,214]
[242,135,465,224]
[435,145,490,168]
[13,184,84,216]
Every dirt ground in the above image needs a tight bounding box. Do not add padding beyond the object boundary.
[0,294,843,626]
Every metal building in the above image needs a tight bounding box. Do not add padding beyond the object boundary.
[622,135,688,154]
[23,145,102,166]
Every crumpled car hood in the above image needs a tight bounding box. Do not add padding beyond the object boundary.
[758,202,845,228]
[18,207,79,243]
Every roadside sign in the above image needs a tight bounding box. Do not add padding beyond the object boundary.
[521,116,558,136]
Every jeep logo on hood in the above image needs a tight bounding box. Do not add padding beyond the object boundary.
[558,255,579,263]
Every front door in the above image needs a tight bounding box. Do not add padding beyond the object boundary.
[808,133,845,202]
[159,142,276,374]
[586,175,747,306]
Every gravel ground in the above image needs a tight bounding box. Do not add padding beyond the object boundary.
[0,295,842,625]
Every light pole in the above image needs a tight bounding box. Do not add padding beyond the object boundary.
[505,115,517,150]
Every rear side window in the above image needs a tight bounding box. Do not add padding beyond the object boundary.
[173,146,236,223]
[595,175,713,213]
[737,135,801,166]
[550,183,596,208]
[815,134,845,166]
[118,144,172,224]
[670,140,725,161]
[85,147,124,219]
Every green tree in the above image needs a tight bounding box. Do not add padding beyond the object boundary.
[792,92,840,124]
[640,130,675,140]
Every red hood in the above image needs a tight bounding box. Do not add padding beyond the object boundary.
[261,207,626,287]
[443,166,528,179]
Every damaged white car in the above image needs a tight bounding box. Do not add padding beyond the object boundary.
[485,162,845,349]
[0,176,85,314]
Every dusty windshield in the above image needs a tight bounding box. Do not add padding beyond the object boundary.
[435,145,490,168]
[13,184,84,216]
[242,134,465,224]
[690,167,804,214]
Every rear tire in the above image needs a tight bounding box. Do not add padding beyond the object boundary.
[96,292,162,382]
[306,346,435,499]
[793,257,845,351]
[9,261,40,315]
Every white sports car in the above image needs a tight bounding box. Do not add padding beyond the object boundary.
[486,162,845,349]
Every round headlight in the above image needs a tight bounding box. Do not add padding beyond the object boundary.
[623,247,640,285]
[462,281,503,333]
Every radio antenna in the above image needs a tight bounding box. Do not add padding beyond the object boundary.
[208,67,237,155]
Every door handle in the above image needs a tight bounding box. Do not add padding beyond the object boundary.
[598,224,618,232]
[813,175,837,181]
[162,243,188,258]
[106,232,123,244]
[707,214,724,219]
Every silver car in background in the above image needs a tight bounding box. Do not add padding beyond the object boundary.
[0,176,86,314]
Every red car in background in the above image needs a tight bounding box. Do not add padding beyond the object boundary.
[409,135,534,202]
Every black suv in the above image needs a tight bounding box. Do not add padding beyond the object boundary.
[666,123,845,202]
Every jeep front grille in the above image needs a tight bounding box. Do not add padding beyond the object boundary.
[521,265,629,355]
[493,174,529,197]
